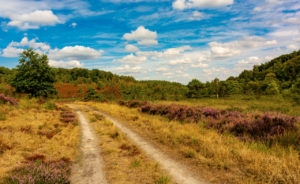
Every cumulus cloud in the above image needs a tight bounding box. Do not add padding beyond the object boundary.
[49,60,83,68]
[287,44,299,50]
[7,10,61,30]
[49,46,103,60]
[1,37,50,57]
[125,44,139,53]
[189,11,205,20]
[209,36,278,58]
[1,47,24,58]
[235,56,262,70]
[114,54,147,64]
[113,65,144,74]
[173,0,234,10]
[0,0,105,30]
[123,26,158,45]
[156,67,168,72]
[1,37,103,69]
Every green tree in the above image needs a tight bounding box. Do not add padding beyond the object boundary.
[11,48,57,97]
[187,79,205,98]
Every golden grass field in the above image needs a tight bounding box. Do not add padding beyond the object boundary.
[77,105,173,184]
[82,101,300,184]
[0,99,79,179]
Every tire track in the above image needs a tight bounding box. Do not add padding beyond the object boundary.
[70,107,107,184]
[88,106,209,184]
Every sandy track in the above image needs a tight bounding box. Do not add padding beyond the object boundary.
[70,108,107,184]
[88,106,209,184]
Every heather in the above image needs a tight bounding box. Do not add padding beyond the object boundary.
[120,100,299,147]
[3,160,71,184]
[0,94,18,106]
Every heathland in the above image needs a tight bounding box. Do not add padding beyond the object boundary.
[0,49,299,183]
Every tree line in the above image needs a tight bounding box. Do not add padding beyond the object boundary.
[0,49,299,101]
[187,50,300,101]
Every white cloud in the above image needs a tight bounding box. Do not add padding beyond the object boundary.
[235,56,262,70]
[70,22,77,28]
[114,65,144,74]
[189,11,204,20]
[125,44,139,53]
[49,46,103,60]
[173,0,234,10]
[7,10,61,30]
[0,0,105,30]
[208,36,278,58]
[169,58,193,65]
[156,67,168,72]
[1,37,50,57]
[266,0,283,5]
[49,60,83,68]
[123,26,158,45]
[209,42,241,58]
[191,63,208,68]
[1,47,24,58]
[287,44,299,50]
[114,54,147,64]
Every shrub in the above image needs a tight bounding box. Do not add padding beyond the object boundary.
[84,87,103,101]
[0,93,18,106]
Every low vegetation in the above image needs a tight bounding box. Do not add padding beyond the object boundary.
[84,102,300,184]
[0,99,79,183]
[4,160,71,184]
[120,100,299,150]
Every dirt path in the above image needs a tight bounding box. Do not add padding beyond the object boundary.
[70,108,107,184]
[88,107,209,184]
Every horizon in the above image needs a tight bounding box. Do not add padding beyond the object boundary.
[0,0,299,83]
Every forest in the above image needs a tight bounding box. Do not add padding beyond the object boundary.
[0,49,299,101]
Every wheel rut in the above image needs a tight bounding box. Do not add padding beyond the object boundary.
[70,107,107,184]
[87,106,209,184]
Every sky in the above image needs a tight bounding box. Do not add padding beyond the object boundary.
[0,0,299,84]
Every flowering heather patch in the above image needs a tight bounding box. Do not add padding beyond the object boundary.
[121,100,299,146]
[60,111,76,123]
[4,160,71,184]
[0,93,18,106]
[141,103,203,122]
[202,108,221,119]
[119,100,148,108]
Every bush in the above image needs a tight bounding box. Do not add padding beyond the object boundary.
[84,87,103,101]
[0,93,18,106]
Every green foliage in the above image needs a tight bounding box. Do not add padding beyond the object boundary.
[11,49,57,97]
[84,87,103,101]
[186,50,300,99]
[155,176,171,184]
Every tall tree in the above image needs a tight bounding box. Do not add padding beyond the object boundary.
[11,48,57,97]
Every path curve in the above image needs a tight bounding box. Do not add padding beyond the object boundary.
[88,106,209,184]
[70,107,107,184]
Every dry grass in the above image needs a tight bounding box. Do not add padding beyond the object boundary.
[77,105,172,184]
[82,102,300,184]
[0,99,79,179]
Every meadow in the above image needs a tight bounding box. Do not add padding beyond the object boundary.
[0,97,79,183]
[83,98,300,184]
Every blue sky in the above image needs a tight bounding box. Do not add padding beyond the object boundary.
[0,0,299,83]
